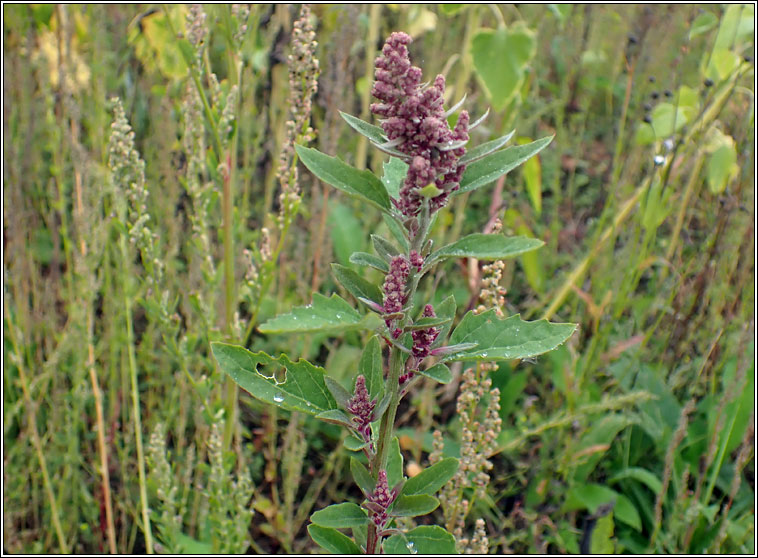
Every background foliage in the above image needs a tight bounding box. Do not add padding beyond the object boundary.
[3,4,754,554]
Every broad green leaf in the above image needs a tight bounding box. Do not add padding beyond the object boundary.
[518,136,542,214]
[459,130,515,164]
[332,264,383,305]
[311,503,368,528]
[471,24,536,110]
[349,252,389,273]
[401,457,459,496]
[458,136,554,194]
[445,310,577,362]
[406,315,453,331]
[417,363,452,384]
[689,11,718,38]
[432,295,458,346]
[382,157,408,200]
[316,409,353,428]
[344,436,368,452]
[295,145,391,211]
[383,214,410,251]
[609,468,663,495]
[390,494,439,517]
[351,457,375,496]
[324,376,352,409]
[431,233,543,263]
[308,525,362,555]
[210,344,336,415]
[591,514,615,554]
[359,336,384,400]
[564,483,641,532]
[340,111,386,144]
[707,142,738,194]
[387,437,404,488]
[258,293,369,334]
[330,201,364,267]
[371,234,401,262]
[383,525,457,554]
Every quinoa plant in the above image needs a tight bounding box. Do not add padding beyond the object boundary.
[213,31,576,554]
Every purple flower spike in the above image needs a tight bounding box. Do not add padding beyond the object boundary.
[411,304,440,361]
[347,375,376,444]
[367,470,396,529]
[409,250,424,272]
[382,255,411,316]
[371,32,470,218]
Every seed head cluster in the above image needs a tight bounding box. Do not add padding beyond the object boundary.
[370,32,469,217]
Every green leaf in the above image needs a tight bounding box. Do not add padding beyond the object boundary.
[459,130,515,164]
[359,336,384,400]
[707,142,738,194]
[383,214,410,251]
[349,252,389,273]
[471,25,536,110]
[591,514,615,554]
[308,524,363,555]
[609,468,663,495]
[315,409,353,428]
[406,315,453,331]
[573,415,636,482]
[330,201,365,267]
[295,145,391,211]
[173,532,214,554]
[340,111,386,144]
[210,344,336,415]
[458,136,554,194]
[445,310,577,362]
[258,293,368,334]
[324,376,352,409]
[351,457,375,496]
[440,4,466,16]
[431,233,544,263]
[387,437,404,488]
[371,234,401,262]
[383,525,457,554]
[432,295,458,345]
[417,363,452,384]
[689,11,718,38]
[401,457,459,496]
[518,136,543,214]
[311,503,368,528]
[713,4,754,50]
[344,436,368,452]
[564,483,641,532]
[382,157,408,200]
[332,264,383,305]
[390,494,439,517]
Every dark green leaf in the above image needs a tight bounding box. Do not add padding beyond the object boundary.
[324,376,352,409]
[383,526,457,554]
[350,252,389,273]
[417,363,453,384]
[445,310,577,362]
[351,457,375,496]
[210,344,336,415]
[310,503,368,528]
[308,525,362,555]
[432,295,457,346]
[387,437,404,488]
[316,409,353,428]
[406,315,453,331]
[258,293,372,334]
[402,457,459,496]
[383,214,410,251]
[332,263,383,305]
[359,336,384,400]
[431,233,543,263]
[608,468,663,495]
[371,234,401,262]
[295,145,391,211]
[459,130,515,164]
[344,436,368,452]
[564,483,641,532]
[340,111,386,144]
[390,494,439,517]
[458,136,553,194]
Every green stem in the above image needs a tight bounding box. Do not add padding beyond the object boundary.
[120,235,153,554]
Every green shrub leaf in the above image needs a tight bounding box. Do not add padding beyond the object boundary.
[402,457,459,496]
[210,344,336,415]
[295,145,391,211]
[430,233,544,263]
[351,457,375,496]
[349,252,389,273]
[390,494,439,517]
[459,130,515,164]
[416,363,453,384]
[258,293,373,334]
[310,503,368,528]
[445,310,577,362]
[308,525,363,554]
[383,525,457,554]
[359,336,384,400]
[331,263,383,305]
[458,136,553,194]
[387,437,404,488]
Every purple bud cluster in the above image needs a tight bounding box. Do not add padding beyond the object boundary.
[409,249,424,272]
[366,470,397,529]
[382,255,411,336]
[371,32,469,217]
[400,304,440,384]
[346,375,376,444]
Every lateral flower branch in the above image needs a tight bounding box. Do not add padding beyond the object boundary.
[212,30,575,555]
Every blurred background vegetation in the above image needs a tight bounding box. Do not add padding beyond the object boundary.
[2,4,754,554]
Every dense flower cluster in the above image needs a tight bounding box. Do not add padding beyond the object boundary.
[346,375,376,444]
[382,255,411,337]
[364,470,397,530]
[370,32,469,217]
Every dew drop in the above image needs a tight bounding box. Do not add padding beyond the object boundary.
[273,393,284,403]
[406,541,418,554]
